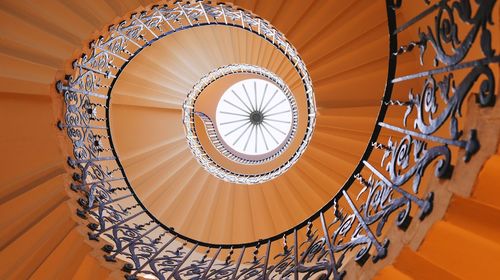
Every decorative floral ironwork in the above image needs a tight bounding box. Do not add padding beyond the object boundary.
[417,0,496,66]
[57,0,497,279]
[405,67,495,142]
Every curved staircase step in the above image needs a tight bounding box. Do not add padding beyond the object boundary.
[0,203,75,279]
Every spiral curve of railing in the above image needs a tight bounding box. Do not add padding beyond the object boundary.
[183,64,301,183]
[57,0,498,279]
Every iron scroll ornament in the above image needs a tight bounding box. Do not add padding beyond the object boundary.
[57,1,497,279]
[58,1,319,248]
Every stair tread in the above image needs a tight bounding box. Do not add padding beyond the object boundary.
[390,246,461,280]
[0,203,75,279]
[30,227,91,279]
[418,221,500,279]
[0,173,66,250]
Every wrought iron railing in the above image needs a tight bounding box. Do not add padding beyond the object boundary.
[184,64,300,175]
[58,0,498,279]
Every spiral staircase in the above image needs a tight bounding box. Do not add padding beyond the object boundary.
[1,0,499,279]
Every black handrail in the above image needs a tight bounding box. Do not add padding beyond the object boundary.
[57,1,497,278]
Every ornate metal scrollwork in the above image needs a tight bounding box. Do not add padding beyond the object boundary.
[417,0,497,66]
[405,66,495,141]
[382,135,452,192]
[56,0,497,279]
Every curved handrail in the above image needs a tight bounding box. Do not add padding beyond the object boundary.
[183,64,301,182]
[195,111,263,165]
[57,0,498,278]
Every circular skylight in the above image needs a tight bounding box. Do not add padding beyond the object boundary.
[215,79,294,156]
[183,64,313,184]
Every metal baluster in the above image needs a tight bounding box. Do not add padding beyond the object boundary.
[293,229,299,280]
[220,4,228,25]
[363,160,433,220]
[94,44,129,61]
[168,243,198,279]
[57,121,107,130]
[73,61,116,78]
[89,210,145,240]
[199,2,210,23]
[84,193,133,211]
[378,122,479,162]
[201,247,222,278]
[127,234,177,279]
[177,3,193,26]
[239,10,245,28]
[56,81,108,99]
[392,56,500,83]
[134,15,159,38]
[155,8,176,31]
[112,27,142,48]
[67,156,116,166]
[262,240,271,279]
[231,247,245,280]
[378,122,468,148]
[105,224,161,261]
[319,212,343,280]
[393,2,439,34]
[70,177,125,191]
[343,191,389,262]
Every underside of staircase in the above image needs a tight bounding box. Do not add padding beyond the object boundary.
[0,0,499,279]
